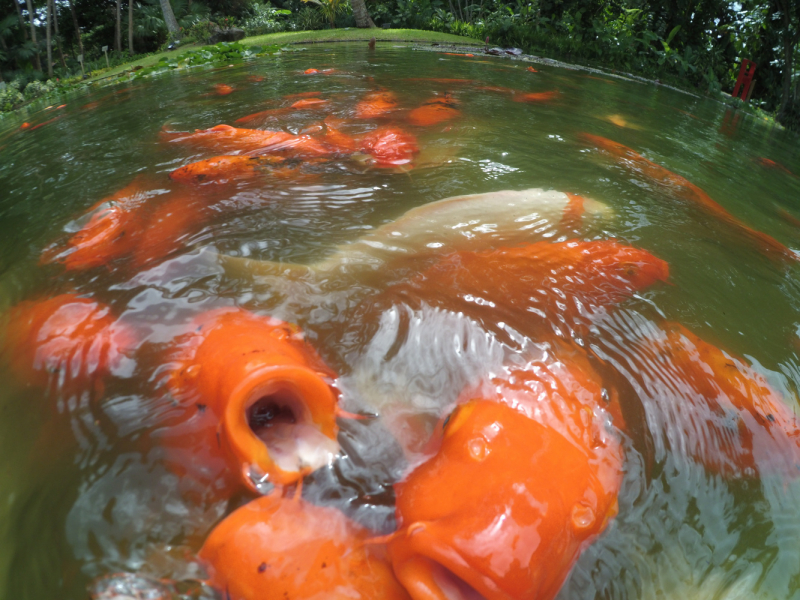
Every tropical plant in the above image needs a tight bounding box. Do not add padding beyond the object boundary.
[301,0,349,28]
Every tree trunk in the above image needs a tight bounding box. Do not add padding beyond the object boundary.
[52,0,67,70]
[25,0,42,70]
[776,1,799,122]
[67,0,83,59]
[13,0,28,40]
[128,0,134,54]
[159,0,180,33]
[351,0,375,28]
[45,0,52,77]
[114,0,121,52]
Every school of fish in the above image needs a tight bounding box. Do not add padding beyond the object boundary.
[4,59,800,600]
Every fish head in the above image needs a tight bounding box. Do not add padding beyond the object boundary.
[390,398,622,600]
[361,127,420,168]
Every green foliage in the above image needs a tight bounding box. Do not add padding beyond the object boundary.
[22,79,57,100]
[301,0,350,28]
[294,6,326,30]
[243,3,292,35]
[134,41,285,77]
[0,81,24,112]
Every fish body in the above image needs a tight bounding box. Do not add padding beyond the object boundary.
[163,308,340,491]
[199,494,409,600]
[213,83,235,95]
[408,96,460,127]
[582,133,799,263]
[758,157,797,177]
[2,293,135,396]
[512,90,559,102]
[304,68,337,75]
[390,380,623,600]
[40,179,154,270]
[290,97,329,109]
[355,91,399,119]
[360,127,420,167]
[161,124,295,154]
[219,188,614,284]
[170,155,284,184]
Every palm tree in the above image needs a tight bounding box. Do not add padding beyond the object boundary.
[158,0,179,33]
[66,0,83,60]
[45,0,52,76]
[115,0,121,52]
[351,0,375,28]
[51,0,67,70]
[128,0,134,54]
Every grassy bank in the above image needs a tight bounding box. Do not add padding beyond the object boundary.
[89,28,482,82]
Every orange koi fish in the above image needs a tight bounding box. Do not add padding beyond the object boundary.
[284,91,323,99]
[442,52,474,57]
[26,116,63,131]
[360,127,420,168]
[169,154,286,184]
[213,83,235,95]
[290,97,329,109]
[757,157,797,178]
[2,293,136,396]
[526,65,539,73]
[634,322,800,478]
[407,95,460,127]
[389,364,623,600]
[304,68,337,75]
[200,494,410,600]
[40,179,154,270]
[246,75,265,82]
[355,90,399,119]
[512,90,560,102]
[582,133,799,263]
[20,122,31,129]
[319,117,359,154]
[163,308,341,491]
[235,98,329,124]
[387,239,668,333]
[161,124,295,154]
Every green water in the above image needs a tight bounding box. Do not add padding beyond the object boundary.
[1,44,800,600]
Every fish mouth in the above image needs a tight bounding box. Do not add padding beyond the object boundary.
[224,365,339,490]
[390,523,496,600]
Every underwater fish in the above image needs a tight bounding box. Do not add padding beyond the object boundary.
[1,293,136,396]
[407,95,460,127]
[235,97,330,124]
[40,178,156,270]
[169,154,287,184]
[247,75,265,82]
[442,52,474,57]
[199,493,409,600]
[218,188,614,286]
[290,97,329,109]
[213,83,235,95]
[512,90,560,102]
[373,239,669,340]
[162,308,341,491]
[161,124,295,154]
[631,322,800,478]
[355,90,399,119]
[527,66,539,73]
[581,133,800,264]
[360,126,420,168]
[389,375,623,600]
[757,157,797,178]
[304,68,337,75]
[604,114,641,129]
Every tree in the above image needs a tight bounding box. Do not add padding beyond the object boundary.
[44,0,52,76]
[24,0,41,70]
[128,0,134,53]
[115,0,121,52]
[12,0,28,40]
[159,0,179,33]
[66,0,82,59]
[775,0,800,122]
[351,0,375,28]
[51,0,67,70]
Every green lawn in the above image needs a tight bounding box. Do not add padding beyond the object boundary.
[90,29,482,82]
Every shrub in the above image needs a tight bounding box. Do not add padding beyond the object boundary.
[243,3,292,35]
[0,80,24,112]
[22,79,56,100]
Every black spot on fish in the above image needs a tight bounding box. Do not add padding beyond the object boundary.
[258,562,267,573]
[197,403,207,413]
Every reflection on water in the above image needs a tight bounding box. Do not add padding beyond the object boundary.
[1,44,800,600]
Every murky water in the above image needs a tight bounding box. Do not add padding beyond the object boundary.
[1,43,800,600]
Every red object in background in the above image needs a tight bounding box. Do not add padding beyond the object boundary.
[390,389,623,600]
[732,59,756,101]
[199,493,410,600]
[162,308,341,492]
[2,293,136,396]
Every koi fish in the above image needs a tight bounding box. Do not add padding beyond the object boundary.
[757,157,797,178]
[161,124,295,154]
[284,91,323,99]
[199,493,410,600]
[1,293,136,396]
[630,322,800,478]
[378,239,669,340]
[213,83,235,95]
[290,97,329,109]
[526,66,538,73]
[442,52,474,57]
[20,122,31,129]
[235,98,330,124]
[218,188,614,287]
[162,308,341,491]
[360,126,420,168]
[777,207,800,228]
[304,68,337,75]
[581,133,800,263]
[169,154,286,184]
[26,116,63,131]
[247,75,265,82]
[407,95,460,127]
[389,362,624,600]
[355,90,399,119]
[512,90,560,102]
[40,179,155,270]
[318,116,359,154]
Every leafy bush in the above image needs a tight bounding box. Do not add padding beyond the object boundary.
[294,6,325,30]
[22,79,57,100]
[243,3,292,35]
[0,80,24,112]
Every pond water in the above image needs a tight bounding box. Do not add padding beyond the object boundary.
[2,43,800,600]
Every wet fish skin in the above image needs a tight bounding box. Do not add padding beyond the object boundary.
[407,95,460,127]
[161,124,295,153]
[199,493,409,600]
